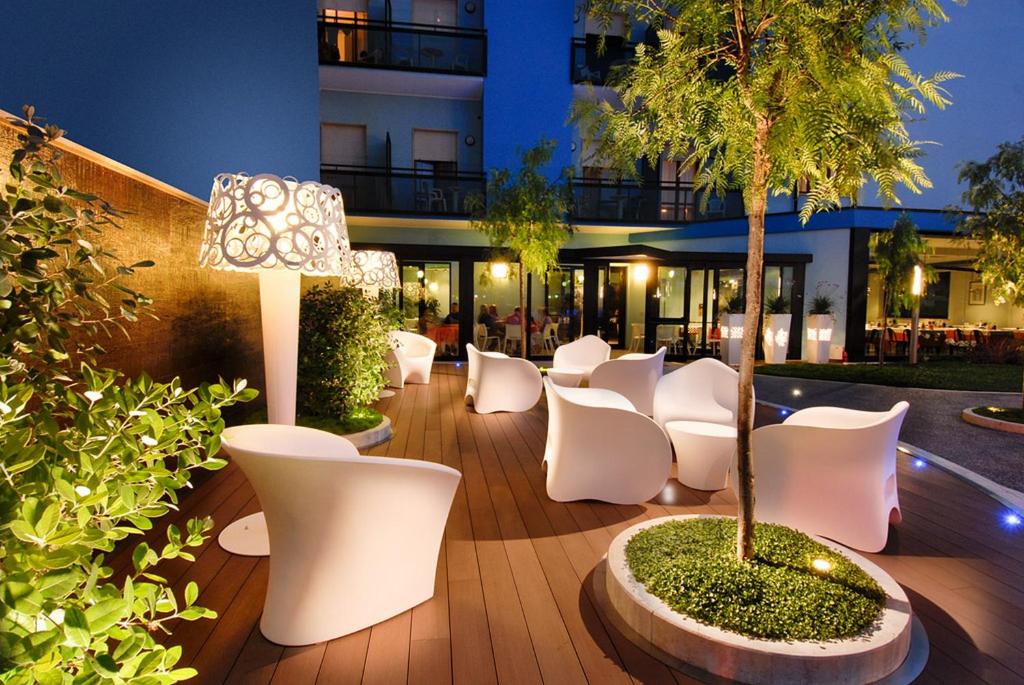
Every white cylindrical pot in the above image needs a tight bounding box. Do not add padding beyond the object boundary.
[762,313,792,364]
[719,313,744,366]
[805,314,834,364]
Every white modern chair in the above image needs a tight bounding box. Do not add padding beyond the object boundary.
[750,402,910,552]
[628,322,644,351]
[652,357,745,430]
[474,323,499,351]
[589,347,667,416]
[387,330,437,388]
[541,322,559,353]
[543,379,672,504]
[503,324,523,356]
[219,424,461,646]
[551,334,611,383]
[465,343,542,414]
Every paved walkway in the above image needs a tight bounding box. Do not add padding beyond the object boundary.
[753,374,1024,492]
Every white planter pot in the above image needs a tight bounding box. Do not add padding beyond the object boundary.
[805,314,834,364]
[762,313,791,364]
[719,313,745,366]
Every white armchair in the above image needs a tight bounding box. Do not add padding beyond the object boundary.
[751,402,910,552]
[386,330,436,388]
[543,379,672,504]
[465,343,542,414]
[219,424,461,645]
[652,357,745,430]
[589,347,666,416]
[551,334,611,382]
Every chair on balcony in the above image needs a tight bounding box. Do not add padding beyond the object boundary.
[218,424,461,645]
[387,330,437,388]
[750,402,909,552]
[589,347,667,416]
[452,54,470,72]
[543,379,672,504]
[465,344,542,414]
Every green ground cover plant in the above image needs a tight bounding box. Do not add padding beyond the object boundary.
[626,518,886,641]
[974,406,1024,425]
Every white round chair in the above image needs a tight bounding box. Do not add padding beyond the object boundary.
[218,424,461,645]
[551,334,611,383]
[750,402,910,552]
[543,379,672,504]
[387,330,437,388]
[652,357,745,430]
[589,347,666,416]
[465,343,542,414]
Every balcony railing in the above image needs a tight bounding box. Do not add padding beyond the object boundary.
[321,164,485,216]
[318,15,486,76]
[571,178,745,223]
[570,37,636,85]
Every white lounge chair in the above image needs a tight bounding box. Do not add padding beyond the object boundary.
[543,379,672,504]
[652,357,745,431]
[551,334,611,383]
[751,402,910,552]
[589,347,667,416]
[387,330,436,388]
[218,424,461,645]
[465,343,542,414]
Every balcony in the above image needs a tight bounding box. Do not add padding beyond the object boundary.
[320,164,485,216]
[571,178,745,224]
[318,14,486,76]
[571,36,636,85]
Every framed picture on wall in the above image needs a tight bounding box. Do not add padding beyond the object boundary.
[968,280,985,306]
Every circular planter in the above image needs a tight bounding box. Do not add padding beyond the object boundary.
[343,415,393,449]
[961,407,1024,435]
[597,515,914,685]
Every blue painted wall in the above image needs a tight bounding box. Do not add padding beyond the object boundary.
[483,0,575,174]
[0,0,321,200]
[320,91,482,170]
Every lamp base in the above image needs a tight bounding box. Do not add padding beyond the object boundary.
[378,389,396,399]
[218,512,269,556]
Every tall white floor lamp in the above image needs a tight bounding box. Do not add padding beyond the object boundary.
[199,172,350,555]
[341,250,402,397]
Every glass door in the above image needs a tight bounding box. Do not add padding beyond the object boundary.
[647,266,689,359]
[400,261,460,358]
[596,265,627,348]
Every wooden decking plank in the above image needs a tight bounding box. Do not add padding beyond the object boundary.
[223,623,284,685]
[315,631,371,685]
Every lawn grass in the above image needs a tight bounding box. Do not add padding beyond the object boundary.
[974,405,1024,424]
[626,518,885,641]
[245,407,384,434]
[755,359,1023,392]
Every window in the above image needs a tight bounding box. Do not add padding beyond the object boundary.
[319,3,368,62]
[320,124,367,166]
[413,0,457,26]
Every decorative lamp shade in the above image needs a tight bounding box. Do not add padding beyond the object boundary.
[199,173,350,275]
[340,250,401,289]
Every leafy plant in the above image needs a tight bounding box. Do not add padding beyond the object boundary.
[765,295,789,315]
[720,293,744,315]
[577,0,955,560]
[955,137,1024,407]
[298,283,390,419]
[466,141,573,358]
[0,109,255,683]
[808,295,835,316]
[376,291,405,331]
[626,518,885,641]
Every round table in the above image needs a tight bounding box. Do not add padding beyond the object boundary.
[547,367,584,388]
[665,420,736,491]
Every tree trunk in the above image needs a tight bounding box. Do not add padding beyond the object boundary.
[519,261,527,359]
[736,121,771,563]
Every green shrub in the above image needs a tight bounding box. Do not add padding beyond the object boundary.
[297,283,390,418]
[720,293,744,314]
[626,518,885,641]
[0,109,255,683]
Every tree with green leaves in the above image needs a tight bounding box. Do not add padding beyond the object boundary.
[870,214,934,364]
[466,141,573,358]
[956,137,1024,407]
[577,0,956,561]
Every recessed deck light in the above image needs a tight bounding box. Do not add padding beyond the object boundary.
[811,559,832,573]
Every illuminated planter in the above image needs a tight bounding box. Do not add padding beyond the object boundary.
[805,314,834,364]
[719,314,744,366]
[761,313,791,364]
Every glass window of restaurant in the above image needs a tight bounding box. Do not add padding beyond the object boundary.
[400,261,460,358]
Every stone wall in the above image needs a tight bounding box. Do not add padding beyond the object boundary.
[0,115,266,397]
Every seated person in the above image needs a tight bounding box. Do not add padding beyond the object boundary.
[506,307,523,325]
[443,302,460,325]
[477,304,497,333]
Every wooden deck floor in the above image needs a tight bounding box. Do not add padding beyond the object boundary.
[124,365,1024,684]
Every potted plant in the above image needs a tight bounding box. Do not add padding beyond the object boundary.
[806,291,835,364]
[762,295,791,364]
[719,293,745,366]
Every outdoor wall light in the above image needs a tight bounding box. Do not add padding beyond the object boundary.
[634,263,650,283]
[491,261,510,279]
[465,134,476,146]
[416,269,425,279]
[200,173,350,426]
